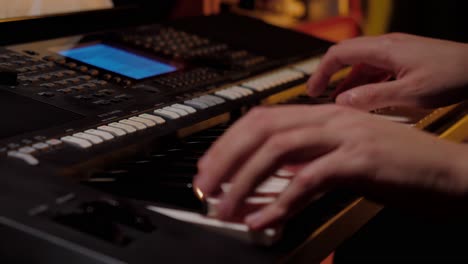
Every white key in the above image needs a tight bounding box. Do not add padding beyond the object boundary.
[119,119,147,130]
[215,90,236,100]
[73,132,104,144]
[46,139,62,146]
[171,103,197,114]
[190,98,213,107]
[97,125,126,136]
[184,99,209,109]
[163,106,188,116]
[85,129,114,141]
[256,178,290,194]
[18,146,36,154]
[232,86,253,96]
[227,89,244,98]
[32,142,49,150]
[293,57,321,74]
[130,116,156,127]
[8,151,39,166]
[195,97,216,106]
[154,109,181,120]
[139,114,166,124]
[203,95,225,104]
[108,122,137,133]
[61,136,93,149]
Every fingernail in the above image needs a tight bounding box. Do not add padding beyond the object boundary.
[245,211,263,229]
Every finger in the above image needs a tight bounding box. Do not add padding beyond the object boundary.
[330,63,394,99]
[245,149,354,230]
[216,126,339,219]
[335,79,408,110]
[195,105,343,196]
[307,36,396,97]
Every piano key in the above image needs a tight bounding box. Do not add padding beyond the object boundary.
[97,125,127,137]
[193,97,216,107]
[163,106,189,116]
[138,113,166,124]
[227,89,244,98]
[45,139,62,146]
[32,142,50,150]
[171,103,197,114]
[129,116,156,127]
[202,94,225,104]
[119,119,147,130]
[232,86,253,96]
[215,90,237,100]
[154,109,181,120]
[292,57,321,75]
[184,99,209,110]
[7,151,39,166]
[108,122,137,133]
[85,129,115,141]
[73,132,104,144]
[18,146,36,154]
[61,136,93,149]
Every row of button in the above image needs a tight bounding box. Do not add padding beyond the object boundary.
[7,139,63,166]
[215,86,253,100]
[184,94,225,110]
[242,69,305,92]
[59,102,204,149]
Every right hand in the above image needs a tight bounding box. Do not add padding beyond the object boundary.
[307,33,468,110]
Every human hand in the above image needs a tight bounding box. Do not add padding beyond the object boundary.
[195,105,468,229]
[308,33,468,110]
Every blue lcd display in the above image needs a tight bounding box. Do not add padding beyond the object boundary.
[59,43,177,80]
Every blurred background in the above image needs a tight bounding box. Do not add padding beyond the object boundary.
[2,0,467,43]
[225,0,468,43]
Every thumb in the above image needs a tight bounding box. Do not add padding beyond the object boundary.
[335,79,407,110]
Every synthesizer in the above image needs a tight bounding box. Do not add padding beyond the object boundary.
[0,9,464,264]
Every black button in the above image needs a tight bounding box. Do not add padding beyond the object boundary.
[133,84,161,93]
[21,139,33,145]
[66,62,77,69]
[93,93,106,98]
[23,50,39,56]
[88,69,99,76]
[93,100,111,105]
[38,92,55,97]
[42,56,56,62]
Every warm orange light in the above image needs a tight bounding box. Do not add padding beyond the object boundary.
[338,0,350,16]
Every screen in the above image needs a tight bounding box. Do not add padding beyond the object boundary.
[59,44,177,80]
